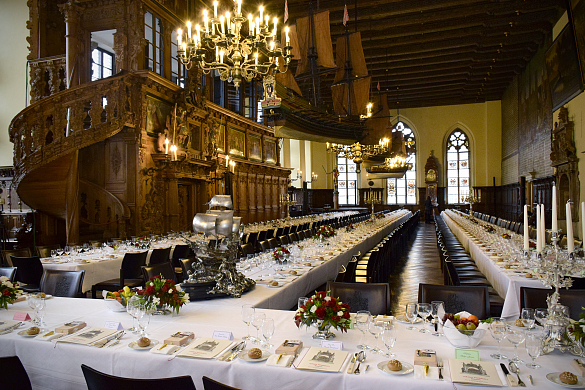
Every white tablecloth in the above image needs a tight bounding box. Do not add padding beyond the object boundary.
[442,211,546,318]
[0,297,579,390]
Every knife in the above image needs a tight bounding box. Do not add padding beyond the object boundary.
[501,363,518,387]
[347,353,358,374]
[219,342,242,361]
[225,342,246,362]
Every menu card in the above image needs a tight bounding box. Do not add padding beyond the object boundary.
[296,347,349,373]
[177,338,232,359]
[58,327,119,345]
[449,359,503,387]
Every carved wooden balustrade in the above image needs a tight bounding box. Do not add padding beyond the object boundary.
[28,55,67,104]
[9,72,140,187]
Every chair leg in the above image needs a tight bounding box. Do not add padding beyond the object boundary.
[92,286,97,299]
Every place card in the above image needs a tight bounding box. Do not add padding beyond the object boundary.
[455,349,480,361]
[103,321,124,330]
[212,331,233,341]
[320,340,343,350]
[13,312,31,321]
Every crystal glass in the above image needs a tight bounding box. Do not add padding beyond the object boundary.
[381,324,397,358]
[27,295,39,325]
[535,308,547,326]
[368,321,384,354]
[506,326,526,363]
[136,303,150,337]
[241,304,255,340]
[525,331,543,369]
[489,317,507,359]
[127,295,141,333]
[521,308,535,329]
[431,301,445,336]
[251,312,266,344]
[405,303,418,330]
[261,318,275,349]
[416,303,431,333]
[34,295,46,329]
[298,297,308,310]
[355,310,371,350]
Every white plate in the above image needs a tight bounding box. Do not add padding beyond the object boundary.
[267,281,286,288]
[18,329,41,337]
[377,361,414,375]
[394,316,422,324]
[128,339,160,350]
[546,373,585,388]
[238,350,271,362]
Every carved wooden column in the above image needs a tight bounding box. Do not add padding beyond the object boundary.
[65,150,80,244]
[59,1,83,88]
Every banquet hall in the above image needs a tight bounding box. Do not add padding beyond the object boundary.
[1,1,585,389]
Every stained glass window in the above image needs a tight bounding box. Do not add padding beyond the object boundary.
[387,122,417,204]
[338,156,358,205]
[446,130,470,203]
[145,11,164,76]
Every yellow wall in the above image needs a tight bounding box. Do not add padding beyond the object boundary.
[0,0,28,166]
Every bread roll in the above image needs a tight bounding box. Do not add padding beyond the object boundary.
[514,319,524,327]
[27,326,40,335]
[560,372,578,385]
[387,359,402,371]
[136,337,151,347]
[248,348,262,359]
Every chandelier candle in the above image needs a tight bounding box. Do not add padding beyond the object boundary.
[566,201,574,253]
[523,204,529,251]
[552,185,557,231]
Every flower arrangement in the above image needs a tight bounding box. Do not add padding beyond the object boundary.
[137,274,189,315]
[272,246,290,261]
[0,276,22,309]
[345,223,355,232]
[375,212,385,219]
[501,233,511,239]
[314,225,336,240]
[294,291,351,334]
[105,286,138,306]
[482,224,496,233]
[567,307,585,350]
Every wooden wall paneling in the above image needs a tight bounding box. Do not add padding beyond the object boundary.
[257,174,264,210]
[238,172,248,211]
[248,173,257,210]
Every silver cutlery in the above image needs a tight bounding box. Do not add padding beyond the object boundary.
[438,360,444,380]
[528,375,534,385]
[0,322,23,335]
[219,342,243,361]
[354,351,366,374]
[509,361,526,387]
[225,341,246,362]
[90,331,124,348]
[347,352,358,374]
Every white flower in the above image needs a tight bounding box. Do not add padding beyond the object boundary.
[0,276,8,283]
[152,297,161,305]
[182,293,190,303]
[175,284,182,292]
[337,311,343,317]
[324,296,331,302]
[4,281,13,289]
[310,305,317,313]
[168,288,173,294]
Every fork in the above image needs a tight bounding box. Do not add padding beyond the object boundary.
[438,360,444,380]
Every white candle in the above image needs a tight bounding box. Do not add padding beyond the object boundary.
[541,204,546,246]
[259,6,263,23]
[552,185,557,231]
[567,202,574,252]
[523,204,529,250]
[285,26,290,46]
[204,10,209,33]
[187,21,191,39]
[237,0,241,15]
[164,138,169,154]
[214,0,218,18]
[220,15,225,34]
[536,205,542,252]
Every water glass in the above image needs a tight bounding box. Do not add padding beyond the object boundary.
[381,324,397,358]
[261,318,275,349]
[368,321,384,354]
[137,304,151,337]
[507,326,526,363]
[241,304,255,340]
[521,308,535,329]
[405,303,418,330]
[525,331,543,369]
[355,310,371,350]
[535,308,548,326]
[298,297,308,310]
[430,301,445,336]
[489,317,507,359]
[251,312,266,344]
[416,303,431,333]
[127,295,141,333]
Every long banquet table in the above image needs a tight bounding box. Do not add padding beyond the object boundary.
[0,297,580,390]
[42,211,411,311]
[441,210,548,318]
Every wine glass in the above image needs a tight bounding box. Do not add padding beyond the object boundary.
[251,312,266,344]
[416,303,431,333]
[525,331,544,369]
[535,308,547,326]
[298,297,308,310]
[506,326,526,363]
[27,295,39,325]
[241,304,255,340]
[34,295,46,329]
[521,308,535,329]
[430,301,445,336]
[489,317,507,359]
[127,295,140,333]
[368,321,384,354]
[261,318,275,349]
[355,310,371,350]
[136,303,151,337]
[381,324,397,358]
[405,303,418,330]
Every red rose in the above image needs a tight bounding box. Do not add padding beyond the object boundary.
[145,286,155,295]
[342,312,350,319]
[341,303,350,310]
[317,291,326,299]
[2,290,11,296]
[332,316,340,322]
[315,307,326,319]
[162,285,169,293]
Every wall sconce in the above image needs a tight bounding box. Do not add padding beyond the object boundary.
[291,170,302,182]
[306,172,318,183]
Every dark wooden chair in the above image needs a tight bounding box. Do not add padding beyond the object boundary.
[142,262,177,283]
[0,266,17,282]
[277,235,290,245]
[0,356,32,390]
[418,284,490,320]
[520,287,585,321]
[39,269,85,297]
[2,248,32,267]
[81,364,196,390]
[239,243,254,257]
[326,281,391,315]
[35,245,60,258]
[266,238,278,249]
[91,251,148,298]
[148,247,172,265]
[258,240,270,252]
[10,256,43,292]
[202,376,241,390]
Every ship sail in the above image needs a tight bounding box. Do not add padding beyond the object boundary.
[294,10,336,76]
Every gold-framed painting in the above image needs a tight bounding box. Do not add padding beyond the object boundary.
[248,133,263,161]
[264,138,277,164]
[216,124,226,153]
[228,126,246,157]
[145,95,172,137]
[190,121,201,151]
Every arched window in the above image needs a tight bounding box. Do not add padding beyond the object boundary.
[337,156,358,205]
[446,130,470,203]
[387,121,417,204]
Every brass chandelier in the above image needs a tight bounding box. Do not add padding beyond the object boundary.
[176,0,293,90]
[326,139,389,164]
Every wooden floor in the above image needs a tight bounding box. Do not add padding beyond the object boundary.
[389,222,444,317]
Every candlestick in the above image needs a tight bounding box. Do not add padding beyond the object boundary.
[536,205,542,252]
[552,185,557,231]
[567,201,574,252]
[523,204,529,250]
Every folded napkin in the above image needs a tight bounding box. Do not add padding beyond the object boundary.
[34,331,65,341]
[414,365,440,380]
[266,354,295,367]
[150,344,180,355]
